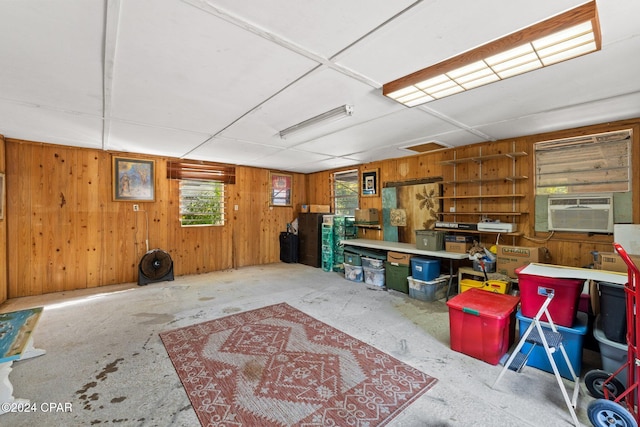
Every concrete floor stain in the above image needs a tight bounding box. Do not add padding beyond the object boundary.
[97,357,125,381]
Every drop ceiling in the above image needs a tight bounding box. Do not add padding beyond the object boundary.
[0,0,638,173]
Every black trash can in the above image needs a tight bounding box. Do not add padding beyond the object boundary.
[600,281,626,344]
[279,232,299,263]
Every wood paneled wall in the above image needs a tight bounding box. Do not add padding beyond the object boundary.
[5,140,306,298]
[308,118,640,269]
[0,136,6,304]
[3,117,639,299]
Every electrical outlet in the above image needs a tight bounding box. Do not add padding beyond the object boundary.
[133,204,139,211]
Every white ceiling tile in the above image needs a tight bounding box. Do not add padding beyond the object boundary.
[0,101,103,149]
[106,121,211,158]
[293,108,459,157]
[0,1,104,114]
[186,137,282,165]
[110,0,319,133]
[475,91,640,140]
[189,0,417,58]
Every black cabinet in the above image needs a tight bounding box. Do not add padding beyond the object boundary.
[298,213,324,267]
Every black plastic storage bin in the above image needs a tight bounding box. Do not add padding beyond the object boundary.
[600,282,626,344]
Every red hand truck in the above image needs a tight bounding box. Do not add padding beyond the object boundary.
[587,243,640,426]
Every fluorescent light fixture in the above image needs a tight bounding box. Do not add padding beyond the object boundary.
[383,1,601,107]
[279,105,354,139]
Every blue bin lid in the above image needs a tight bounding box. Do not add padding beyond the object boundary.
[516,310,588,334]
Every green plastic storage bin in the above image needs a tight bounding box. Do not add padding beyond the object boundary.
[344,252,362,266]
[385,262,410,293]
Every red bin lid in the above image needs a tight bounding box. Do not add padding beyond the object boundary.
[446,288,520,319]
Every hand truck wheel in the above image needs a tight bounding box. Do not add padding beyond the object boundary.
[588,399,637,427]
[585,369,626,400]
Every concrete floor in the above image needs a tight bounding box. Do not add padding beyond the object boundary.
[0,263,604,426]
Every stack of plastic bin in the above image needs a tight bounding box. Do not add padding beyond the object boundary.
[332,216,345,272]
[592,281,628,385]
[515,267,587,379]
[321,223,333,272]
[343,251,363,282]
[362,257,385,288]
[329,215,357,273]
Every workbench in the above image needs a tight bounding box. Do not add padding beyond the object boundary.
[340,238,469,299]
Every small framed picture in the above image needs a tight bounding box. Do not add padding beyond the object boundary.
[270,172,292,206]
[112,157,155,201]
[361,169,379,197]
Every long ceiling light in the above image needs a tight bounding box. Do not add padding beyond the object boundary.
[383,1,601,107]
[279,105,354,139]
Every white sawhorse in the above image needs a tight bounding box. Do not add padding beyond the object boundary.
[493,289,580,427]
[0,307,46,415]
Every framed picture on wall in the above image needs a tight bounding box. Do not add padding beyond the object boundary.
[361,169,379,197]
[270,172,292,206]
[112,157,155,201]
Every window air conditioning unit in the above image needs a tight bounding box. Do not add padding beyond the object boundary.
[548,194,613,233]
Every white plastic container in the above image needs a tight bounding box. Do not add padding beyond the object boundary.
[408,275,447,302]
[344,264,363,282]
[363,266,385,287]
[362,257,384,269]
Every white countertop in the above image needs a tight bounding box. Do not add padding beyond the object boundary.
[340,238,469,260]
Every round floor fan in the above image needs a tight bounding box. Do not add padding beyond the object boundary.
[138,249,174,286]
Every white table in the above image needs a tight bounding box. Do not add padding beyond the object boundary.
[340,238,469,299]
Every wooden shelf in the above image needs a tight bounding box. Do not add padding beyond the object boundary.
[437,194,525,200]
[434,228,523,237]
[439,151,528,165]
[355,224,381,230]
[438,146,528,241]
[441,176,528,185]
[438,212,526,216]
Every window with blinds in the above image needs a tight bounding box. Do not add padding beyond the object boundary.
[168,160,234,227]
[535,130,631,195]
[332,170,359,215]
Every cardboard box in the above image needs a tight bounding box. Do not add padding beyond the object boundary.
[355,208,379,224]
[310,204,330,213]
[387,251,412,265]
[445,241,473,254]
[597,251,640,273]
[444,234,475,242]
[496,245,545,278]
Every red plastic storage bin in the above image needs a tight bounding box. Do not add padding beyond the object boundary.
[446,288,520,365]
[516,266,584,327]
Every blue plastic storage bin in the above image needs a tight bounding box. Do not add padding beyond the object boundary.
[411,258,440,281]
[516,310,588,381]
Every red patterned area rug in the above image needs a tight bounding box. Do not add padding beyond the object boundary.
[160,302,438,426]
